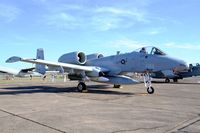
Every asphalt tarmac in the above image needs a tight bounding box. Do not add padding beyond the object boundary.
[0,77,200,133]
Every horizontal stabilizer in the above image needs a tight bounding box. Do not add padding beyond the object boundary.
[6,56,22,63]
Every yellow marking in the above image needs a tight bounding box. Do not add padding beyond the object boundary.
[139,93,148,96]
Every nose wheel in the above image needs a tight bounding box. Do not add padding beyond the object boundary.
[144,73,155,94]
[147,86,154,94]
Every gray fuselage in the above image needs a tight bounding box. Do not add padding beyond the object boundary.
[86,51,186,76]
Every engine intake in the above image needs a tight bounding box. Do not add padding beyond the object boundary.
[58,52,86,65]
[87,53,104,60]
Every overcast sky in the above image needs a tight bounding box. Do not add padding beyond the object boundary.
[0,0,200,69]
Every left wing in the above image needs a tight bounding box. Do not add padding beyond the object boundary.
[6,56,96,72]
[6,56,139,84]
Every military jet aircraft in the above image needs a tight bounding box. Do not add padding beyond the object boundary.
[0,48,46,79]
[151,63,200,83]
[0,66,41,78]
[6,46,188,94]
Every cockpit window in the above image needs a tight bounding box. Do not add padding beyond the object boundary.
[135,46,166,55]
[150,47,166,55]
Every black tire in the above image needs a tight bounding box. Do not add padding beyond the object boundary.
[165,78,170,83]
[77,82,87,92]
[173,78,178,82]
[147,87,154,94]
[113,84,121,88]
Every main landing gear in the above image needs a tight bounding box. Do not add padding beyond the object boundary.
[113,84,122,88]
[173,78,178,82]
[165,78,178,83]
[77,82,88,92]
[144,73,155,94]
[165,78,170,83]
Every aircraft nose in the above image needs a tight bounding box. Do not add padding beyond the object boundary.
[174,60,188,72]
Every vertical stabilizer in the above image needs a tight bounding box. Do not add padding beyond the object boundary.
[36,48,46,74]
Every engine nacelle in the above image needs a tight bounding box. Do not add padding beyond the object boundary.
[58,52,86,65]
[87,53,104,60]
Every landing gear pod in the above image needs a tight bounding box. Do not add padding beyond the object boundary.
[144,73,155,94]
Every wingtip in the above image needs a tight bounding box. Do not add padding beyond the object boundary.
[6,56,22,63]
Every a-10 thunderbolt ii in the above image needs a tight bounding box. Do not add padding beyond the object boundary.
[6,46,188,94]
[0,66,42,78]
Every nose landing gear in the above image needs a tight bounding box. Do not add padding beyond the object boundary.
[144,73,155,94]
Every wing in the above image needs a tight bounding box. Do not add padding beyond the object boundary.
[6,56,139,85]
[6,56,95,72]
[0,70,7,74]
[0,67,19,75]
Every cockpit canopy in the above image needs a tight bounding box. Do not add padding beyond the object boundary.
[135,46,166,55]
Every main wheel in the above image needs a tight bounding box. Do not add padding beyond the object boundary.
[165,78,170,83]
[113,84,121,88]
[173,78,178,82]
[77,82,87,92]
[147,87,154,94]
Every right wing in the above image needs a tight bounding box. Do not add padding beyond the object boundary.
[6,56,94,72]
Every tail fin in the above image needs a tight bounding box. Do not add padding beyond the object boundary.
[36,48,46,74]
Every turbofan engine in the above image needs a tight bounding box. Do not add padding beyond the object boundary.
[87,53,104,60]
[58,51,86,65]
